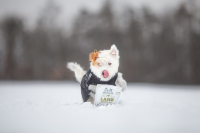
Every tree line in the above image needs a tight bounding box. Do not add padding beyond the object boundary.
[0,0,200,84]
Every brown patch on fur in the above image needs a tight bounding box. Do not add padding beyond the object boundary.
[89,51,101,66]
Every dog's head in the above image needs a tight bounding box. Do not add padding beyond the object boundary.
[89,44,119,81]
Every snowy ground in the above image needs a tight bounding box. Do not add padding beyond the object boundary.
[0,81,200,133]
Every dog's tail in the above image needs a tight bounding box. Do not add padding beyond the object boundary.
[67,62,86,83]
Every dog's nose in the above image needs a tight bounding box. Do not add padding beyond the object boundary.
[102,70,109,78]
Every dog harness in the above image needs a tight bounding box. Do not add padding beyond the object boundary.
[81,69,118,102]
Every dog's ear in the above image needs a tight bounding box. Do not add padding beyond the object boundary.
[89,51,100,65]
[110,44,119,58]
[90,52,96,61]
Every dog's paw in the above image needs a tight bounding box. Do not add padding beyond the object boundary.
[89,92,95,99]
[88,85,96,93]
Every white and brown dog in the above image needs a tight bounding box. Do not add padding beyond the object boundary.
[67,45,127,104]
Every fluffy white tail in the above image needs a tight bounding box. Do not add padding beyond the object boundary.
[67,62,86,83]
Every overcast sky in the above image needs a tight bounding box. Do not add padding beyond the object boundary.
[0,0,185,30]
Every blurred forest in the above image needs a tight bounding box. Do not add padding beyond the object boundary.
[0,0,200,84]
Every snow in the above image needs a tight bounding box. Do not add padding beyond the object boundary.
[0,81,200,133]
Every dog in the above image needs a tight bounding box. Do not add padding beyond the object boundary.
[67,44,127,104]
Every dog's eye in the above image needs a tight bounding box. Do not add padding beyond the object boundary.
[98,63,101,66]
[108,63,112,65]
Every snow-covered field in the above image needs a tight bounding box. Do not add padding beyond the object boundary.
[0,81,200,133]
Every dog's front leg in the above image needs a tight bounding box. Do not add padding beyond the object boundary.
[88,85,96,100]
[116,73,127,92]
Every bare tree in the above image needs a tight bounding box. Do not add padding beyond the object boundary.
[2,17,23,80]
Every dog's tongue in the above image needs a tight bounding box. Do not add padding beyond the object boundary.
[103,70,109,78]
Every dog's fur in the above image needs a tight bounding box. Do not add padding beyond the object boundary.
[67,45,127,103]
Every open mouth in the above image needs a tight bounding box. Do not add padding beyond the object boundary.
[102,70,109,78]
